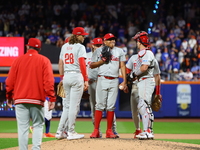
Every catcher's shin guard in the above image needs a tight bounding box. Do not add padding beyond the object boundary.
[137,99,154,132]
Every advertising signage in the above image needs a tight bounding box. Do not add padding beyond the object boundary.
[0,37,24,66]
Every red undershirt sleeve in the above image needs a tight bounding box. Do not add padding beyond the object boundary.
[79,57,88,81]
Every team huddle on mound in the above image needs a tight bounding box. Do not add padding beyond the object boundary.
[55,28,162,140]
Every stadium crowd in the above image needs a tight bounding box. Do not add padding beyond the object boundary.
[0,0,200,81]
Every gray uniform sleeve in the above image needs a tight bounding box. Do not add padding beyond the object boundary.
[153,59,161,75]
[91,48,101,62]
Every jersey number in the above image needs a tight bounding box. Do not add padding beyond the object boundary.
[65,53,74,64]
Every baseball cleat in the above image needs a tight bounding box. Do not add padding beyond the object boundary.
[137,131,154,140]
[67,132,84,140]
[134,129,142,139]
[44,133,55,138]
[90,129,101,138]
[113,131,120,138]
[55,131,67,140]
[106,129,118,139]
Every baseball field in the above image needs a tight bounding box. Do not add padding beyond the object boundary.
[0,118,200,150]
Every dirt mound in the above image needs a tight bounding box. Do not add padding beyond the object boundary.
[3,134,200,150]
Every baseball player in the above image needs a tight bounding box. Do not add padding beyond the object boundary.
[43,97,55,137]
[87,37,119,138]
[126,54,161,139]
[55,38,71,140]
[57,27,89,140]
[126,31,158,140]
[90,33,127,138]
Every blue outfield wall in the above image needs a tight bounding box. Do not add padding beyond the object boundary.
[0,77,200,118]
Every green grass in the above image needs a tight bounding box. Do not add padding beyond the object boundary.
[0,120,199,149]
[0,138,55,149]
[158,139,200,145]
[1,120,199,134]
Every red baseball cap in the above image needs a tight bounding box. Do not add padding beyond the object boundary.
[103,33,116,41]
[72,27,89,35]
[91,38,103,45]
[65,37,70,43]
[26,38,41,48]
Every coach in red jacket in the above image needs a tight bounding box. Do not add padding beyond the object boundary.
[6,38,56,150]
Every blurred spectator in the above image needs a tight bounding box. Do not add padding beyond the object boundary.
[191,63,199,78]
[183,68,193,81]
[178,69,185,81]
[155,49,162,63]
[188,35,197,49]
[177,17,186,28]
[170,68,180,81]
[178,49,185,66]
[161,47,169,63]
[181,39,188,50]
[56,37,64,48]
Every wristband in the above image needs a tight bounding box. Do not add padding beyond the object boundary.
[60,75,64,81]
[156,85,160,95]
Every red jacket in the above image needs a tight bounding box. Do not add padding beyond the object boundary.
[6,49,56,106]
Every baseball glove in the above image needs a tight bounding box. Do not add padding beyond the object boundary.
[82,91,90,99]
[151,94,162,112]
[57,81,65,98]
[126,74,133,90]
[101,46,112,64]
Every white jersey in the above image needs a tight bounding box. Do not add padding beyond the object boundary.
[59,43,87,72]
[126,53,160,78]
[91,46,126,77]
[87,51,98,80]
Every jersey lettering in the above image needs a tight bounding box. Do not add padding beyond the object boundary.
[65,53,74,64]
[133,63,137,69]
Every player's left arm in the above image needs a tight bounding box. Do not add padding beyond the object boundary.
[58,59,64,80]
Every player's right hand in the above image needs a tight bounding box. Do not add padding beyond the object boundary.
[48,102,55,111]
[123,86,129,93]
[84,81,89,91]
[6,99,13,108]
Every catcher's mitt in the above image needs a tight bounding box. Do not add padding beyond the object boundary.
[151,94,162,112]
[101,46,112,64]
[57,81,65,98]
[82,92,90,99]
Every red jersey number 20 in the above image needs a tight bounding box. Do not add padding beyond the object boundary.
[65,53,74,64]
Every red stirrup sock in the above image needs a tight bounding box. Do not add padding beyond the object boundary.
[107,111,114,130]
[94,110,102,129]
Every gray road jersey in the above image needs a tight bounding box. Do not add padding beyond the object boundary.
[59,43,86,72]
[137,50,156,79]
[87,51,98,80]
[91,46,126,77]
[126,54,160,75]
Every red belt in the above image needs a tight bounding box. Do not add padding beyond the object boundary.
[98,75,117,80]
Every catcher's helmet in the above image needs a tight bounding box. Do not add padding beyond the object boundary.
[133,31,149,46]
